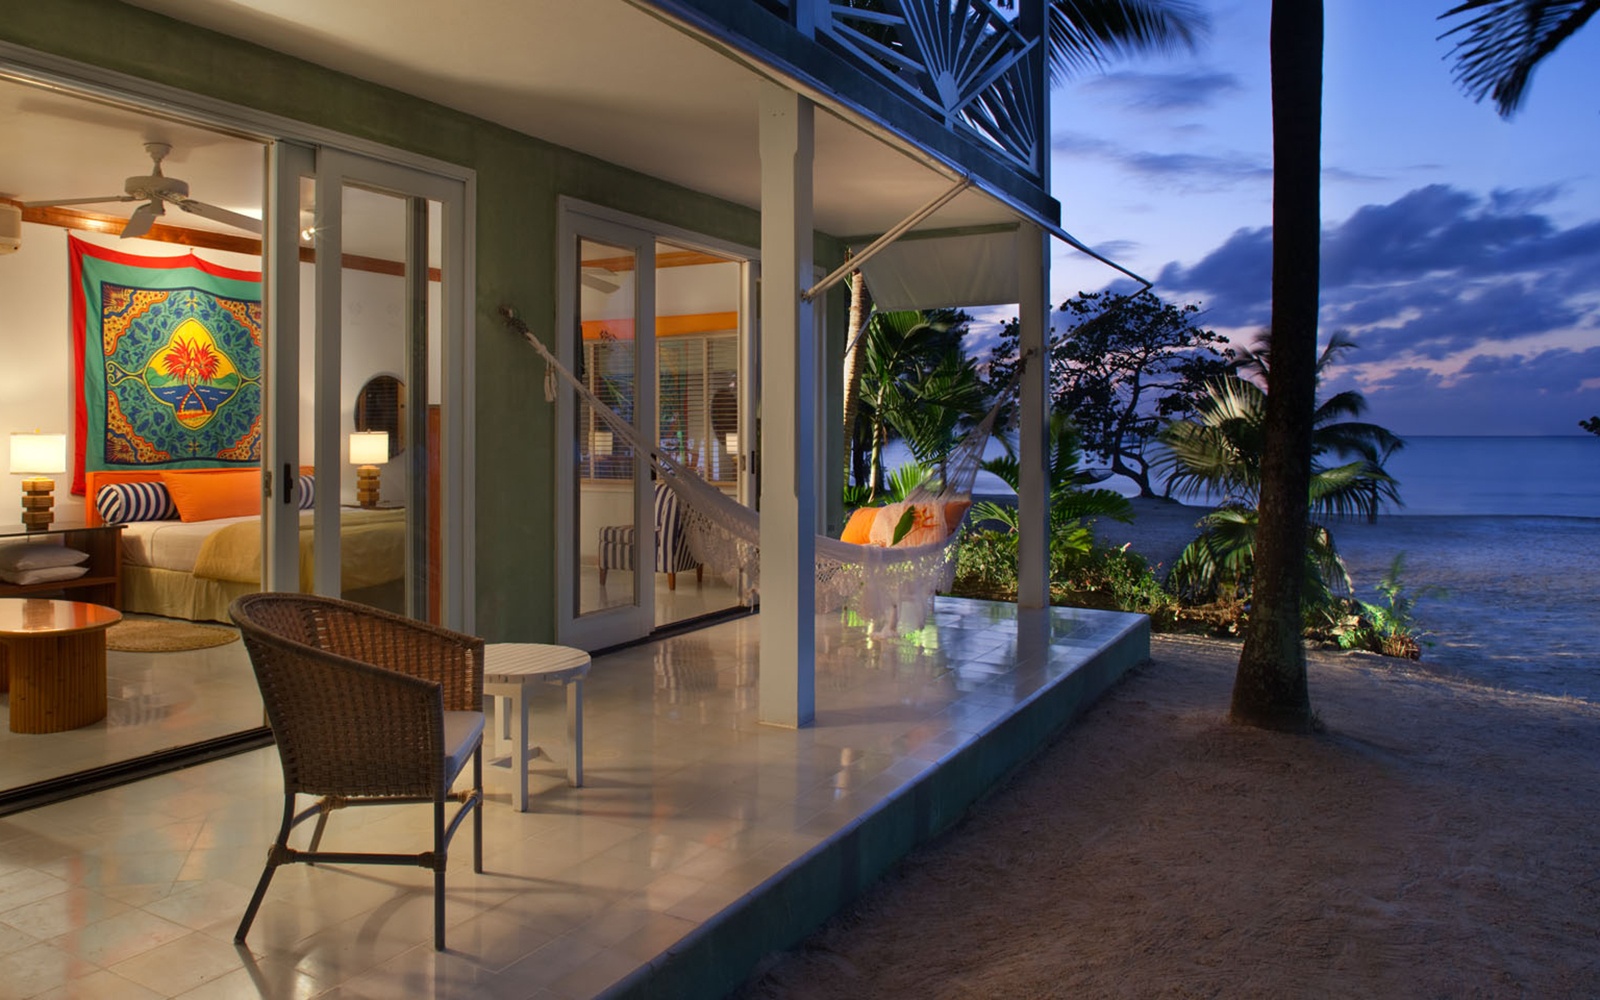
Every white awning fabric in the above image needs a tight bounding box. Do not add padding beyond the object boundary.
[853,228,1023,310]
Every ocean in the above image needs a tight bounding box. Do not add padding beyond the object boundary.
[880,434,1600,699]
[885,435,1600,519]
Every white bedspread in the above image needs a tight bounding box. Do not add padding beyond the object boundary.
[121,515,257,572]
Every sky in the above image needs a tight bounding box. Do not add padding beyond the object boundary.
[1031,0,1600,437]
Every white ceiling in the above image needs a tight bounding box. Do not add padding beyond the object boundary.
[111,0,1016,237]
[0,0,1021,252]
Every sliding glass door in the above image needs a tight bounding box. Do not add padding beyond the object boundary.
[557,205,754,649]
[263,147,470,628]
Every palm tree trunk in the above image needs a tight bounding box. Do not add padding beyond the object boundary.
[1232,0,1321,732]
[840,269,868,486]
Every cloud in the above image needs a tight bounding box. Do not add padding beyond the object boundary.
[1075,70,1243,112]
[1156,183,1600,356]
[1353,347,1600,436]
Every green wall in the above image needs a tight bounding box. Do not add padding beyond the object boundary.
[0,0,844,641]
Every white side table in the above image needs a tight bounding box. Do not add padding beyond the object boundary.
[483,643,591,812]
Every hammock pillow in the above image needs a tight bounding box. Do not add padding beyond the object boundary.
[869,501,946,548]
[944,499,972,534]
[841,506,879,545]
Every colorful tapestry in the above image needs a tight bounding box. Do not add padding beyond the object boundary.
[69,237,262,494]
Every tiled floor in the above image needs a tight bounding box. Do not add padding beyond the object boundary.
[0,598,1144,999]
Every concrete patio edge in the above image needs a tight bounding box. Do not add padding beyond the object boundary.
[602,609,1152,999]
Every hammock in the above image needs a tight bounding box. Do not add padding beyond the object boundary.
[501,306,1013,631]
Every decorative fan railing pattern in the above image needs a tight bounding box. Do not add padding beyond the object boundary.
[759,0,1043,178]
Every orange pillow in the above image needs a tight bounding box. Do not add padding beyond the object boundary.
[868,501,946,547]
[841,506,879,545]
[943,499,972,534]
[159,469,260,522]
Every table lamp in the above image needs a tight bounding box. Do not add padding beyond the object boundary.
[9,431,67,531]
[349,431,389,508]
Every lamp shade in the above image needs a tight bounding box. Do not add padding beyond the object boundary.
[349,431,390,466]
[9,432,66,474]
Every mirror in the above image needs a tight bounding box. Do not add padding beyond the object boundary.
[354,374,404,459]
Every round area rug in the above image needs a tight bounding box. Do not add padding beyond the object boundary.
[106,619,239,653]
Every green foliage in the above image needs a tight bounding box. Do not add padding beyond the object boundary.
[947,525,1175,620]
[987,291,1233,497]
[1157,333,1403,611]
[890,506,917,545]
[973,411,1133,535]
[1329,554,1442,660]
[850,309,989,496]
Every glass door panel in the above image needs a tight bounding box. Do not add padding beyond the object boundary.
[306,150,461,630]
[577,237,641,619]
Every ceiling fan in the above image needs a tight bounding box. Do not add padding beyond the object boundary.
[24,141,262,239]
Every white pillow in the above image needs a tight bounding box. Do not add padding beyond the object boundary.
[0,543,91,573]
[0,564,90,586]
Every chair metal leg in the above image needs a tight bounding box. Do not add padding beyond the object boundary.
[237,795,295,943]
[434,799,446,951]
[472,743,484,874]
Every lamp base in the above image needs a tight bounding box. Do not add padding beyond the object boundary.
[356,466,381,509]
[20,476,54,531]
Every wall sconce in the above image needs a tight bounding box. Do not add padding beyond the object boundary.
[9,431,67,531]
[592,428,613,455]
[349,431,389,508]
[724,432,740,456]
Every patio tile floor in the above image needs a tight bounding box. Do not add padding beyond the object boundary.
[0,598,1147,999]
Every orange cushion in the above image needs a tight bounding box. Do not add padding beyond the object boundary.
[943,499,972,534]
[841,506,879,545]
[159,469,260,522]
[868,501,946,547]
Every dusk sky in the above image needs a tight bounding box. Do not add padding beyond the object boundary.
[1038,1,1600,437]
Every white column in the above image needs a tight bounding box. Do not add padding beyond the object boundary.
[1016,223,1050,608]
[758,84,817,728]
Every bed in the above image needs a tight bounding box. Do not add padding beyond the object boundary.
[86,469,407,622]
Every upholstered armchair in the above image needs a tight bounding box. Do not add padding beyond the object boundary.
[229,592,484,951]
[598,480,703,590]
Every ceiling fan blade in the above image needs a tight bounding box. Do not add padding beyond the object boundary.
[121,201,162,240]
[582,269,621,293]
[168,196,263,234]
[21,195,137,209]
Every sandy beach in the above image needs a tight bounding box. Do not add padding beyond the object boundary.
[738,499,1600,998]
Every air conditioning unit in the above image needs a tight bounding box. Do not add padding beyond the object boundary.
[0,201,20,254]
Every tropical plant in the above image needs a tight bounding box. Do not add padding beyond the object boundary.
[852,309,984,496]
[1440,0,1599,118]
[1159,334,1403,607]
[1331,554,1442,659]
[972,411,1132,540]
[1582,415,1600,436]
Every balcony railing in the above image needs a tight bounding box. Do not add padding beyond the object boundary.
[758,0,1043,178]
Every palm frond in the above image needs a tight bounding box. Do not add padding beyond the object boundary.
[1048,0,1209,82]
[1440,0,1600,116]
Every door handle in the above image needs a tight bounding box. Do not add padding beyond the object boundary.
[284,463,293,504]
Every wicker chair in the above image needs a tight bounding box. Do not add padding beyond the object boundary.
[229,592,485,951]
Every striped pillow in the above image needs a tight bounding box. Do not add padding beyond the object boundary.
[96,481,179,523]
[297,474,315,510]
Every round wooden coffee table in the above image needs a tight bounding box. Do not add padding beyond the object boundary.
[0,598,122,734]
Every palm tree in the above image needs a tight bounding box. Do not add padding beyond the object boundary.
[853,310,964,495]
[1158,337,1404,608]
[1440,0,1599,117]
[1229,0,1324,732]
